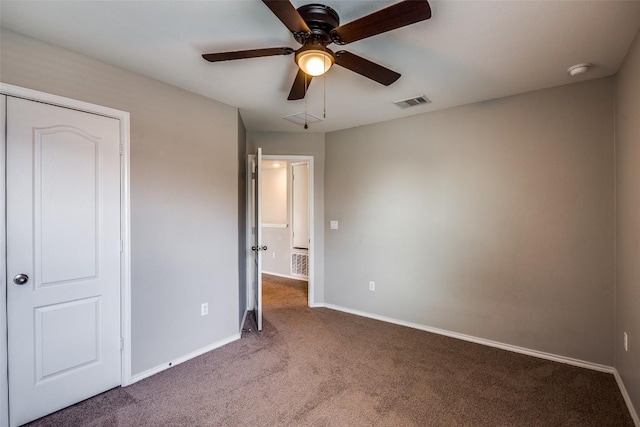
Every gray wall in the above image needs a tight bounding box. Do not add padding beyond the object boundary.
[262,227,292,277]
[0,30,241,375]
[238,113,247,328]
[325,79,615,365]
[247,132,325,303]
[615,29,640,413]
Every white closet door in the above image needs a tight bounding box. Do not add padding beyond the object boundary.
[6,97,122,426]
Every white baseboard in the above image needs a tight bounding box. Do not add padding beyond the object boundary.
[328,299,638,422]
[129,333,241,384]
[614,369,640,426]
[262,271,308,281]
[317,303,613,373]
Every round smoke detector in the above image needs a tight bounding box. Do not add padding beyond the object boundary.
[568,63,591,76]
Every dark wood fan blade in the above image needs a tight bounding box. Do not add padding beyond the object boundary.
[263,0,311,35]
[288,69,313,100]
[335,51,400,86]
[331,0,431,45]
[202,47,294,62]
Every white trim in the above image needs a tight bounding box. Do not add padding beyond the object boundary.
[119,105,132,387]
[262,271,308,281]
[319,303,614,373]
[0,84,132,398]
[614,369,640,426]
[0,94,8,427]
[0,83,128,120]
[246,156,254,312]
[130,334,241,384]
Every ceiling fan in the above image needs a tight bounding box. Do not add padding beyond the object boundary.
[202,0,432,100]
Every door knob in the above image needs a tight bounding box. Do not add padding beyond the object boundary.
[261,246,267,251]
[13,274,29,285]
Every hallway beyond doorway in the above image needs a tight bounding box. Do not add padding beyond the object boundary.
[262,273,308,310]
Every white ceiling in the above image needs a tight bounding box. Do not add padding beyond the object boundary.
[262,160,287,170]
[1,1,639,133]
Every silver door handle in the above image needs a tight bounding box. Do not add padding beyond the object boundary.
[251,246,268,251]
[13,274,29,285]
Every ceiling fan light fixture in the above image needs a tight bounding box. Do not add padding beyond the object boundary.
[203,0,433,100]
[296,49,334,76]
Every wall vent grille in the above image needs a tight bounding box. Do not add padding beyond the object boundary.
[291,251,309,278]
[393,95,431,109]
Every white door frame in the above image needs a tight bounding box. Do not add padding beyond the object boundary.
[246,154,315,312]
[0,83,132,427]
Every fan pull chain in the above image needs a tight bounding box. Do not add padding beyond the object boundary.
[323,46,327,119]
[304,73,309,130]
[323,73,326,120]
[324,46,327,119]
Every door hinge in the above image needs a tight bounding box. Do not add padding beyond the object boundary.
[120,337,124,351]
[119,144,123,155]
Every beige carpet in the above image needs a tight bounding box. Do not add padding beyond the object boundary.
[27,274,633,426]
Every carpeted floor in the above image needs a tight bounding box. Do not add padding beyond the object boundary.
[26,274,633,426]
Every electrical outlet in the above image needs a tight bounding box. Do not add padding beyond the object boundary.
[624,332,628,352]
[201,302,209,316]
[272,252,276,259]
[369,281,375,291]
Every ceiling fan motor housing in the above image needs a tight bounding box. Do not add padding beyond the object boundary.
[294,4,340,45]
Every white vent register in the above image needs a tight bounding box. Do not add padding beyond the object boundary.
[283,112,323,126]
[291,251,309,278]
[393,95,431,109]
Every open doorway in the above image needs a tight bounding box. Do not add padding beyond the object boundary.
[246,154,314,331]
[261,160,309,308]
[261,160,309,279]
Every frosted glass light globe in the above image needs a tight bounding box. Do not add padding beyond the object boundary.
[297,50,334,77]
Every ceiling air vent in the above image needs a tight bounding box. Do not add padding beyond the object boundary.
[283,112,323,126]
[393,95,431,109]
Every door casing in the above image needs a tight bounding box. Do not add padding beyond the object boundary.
[245,154,315,316]
[0,83,132,427]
